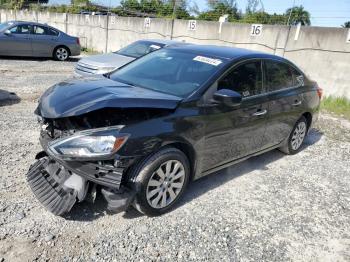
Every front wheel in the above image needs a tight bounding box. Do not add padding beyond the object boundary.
[53,46,70,61]
[279,116,308,155]
[129,147,190,216]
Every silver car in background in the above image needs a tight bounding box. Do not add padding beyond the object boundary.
[75,39,186,76]
[0,21,80,61]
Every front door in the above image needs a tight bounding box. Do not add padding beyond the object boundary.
[0,24,32,56]
[200,60,269,173]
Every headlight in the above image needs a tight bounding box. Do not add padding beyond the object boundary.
[48,125,129,159]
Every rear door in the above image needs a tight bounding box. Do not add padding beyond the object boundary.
[0,24,32,56]
[201,60,270,172]
[263,59,305,146]
[30,25,59,57]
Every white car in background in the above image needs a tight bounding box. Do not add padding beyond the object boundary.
[75,39,187,76]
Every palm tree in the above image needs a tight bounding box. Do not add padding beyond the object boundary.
[342,21,350,28]
[285,5,311,26]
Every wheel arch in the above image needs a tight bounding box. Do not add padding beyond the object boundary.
[53,45,71,57]
[301,112,313,130]
[161,141,197,181]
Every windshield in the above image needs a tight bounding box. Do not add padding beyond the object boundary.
[109,49,226,98]
[116,41,164,58]
[0,22,11,32]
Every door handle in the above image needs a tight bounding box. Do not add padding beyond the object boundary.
[292,100,302,106]
[252,109,267,116]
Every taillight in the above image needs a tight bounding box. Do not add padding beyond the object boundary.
[76,38,80,45]
[316,86,323,100]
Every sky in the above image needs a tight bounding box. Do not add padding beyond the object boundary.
[49,0,350,27]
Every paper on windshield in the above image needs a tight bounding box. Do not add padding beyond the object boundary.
[193,56,222,66]
[150,45,161,50]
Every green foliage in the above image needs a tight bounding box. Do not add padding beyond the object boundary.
[285,5,311,26]
[112,0,190,19]
[321,96,350,120]
[342,21,350,28]
[0,0,48,9]
[198,0,240,22]
[71,0,89,6]
[243,11,286,24]
[1,0,312,27]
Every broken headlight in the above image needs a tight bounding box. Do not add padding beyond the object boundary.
[48,125,129,159]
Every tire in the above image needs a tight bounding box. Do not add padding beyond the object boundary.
[128,147,190,216]
[279,116,308,155]
[53,46,70,61]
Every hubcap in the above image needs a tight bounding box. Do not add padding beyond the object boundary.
[146,160,185,209]
[56,48,68,61]
[291,121,306,150]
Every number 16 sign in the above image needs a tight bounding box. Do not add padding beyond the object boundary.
[250,24,263,36]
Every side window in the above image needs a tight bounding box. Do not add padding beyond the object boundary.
[9,24,31,34]
[218,61,263,97]
[47,28,59,36]
[33,25,48,35]
[265,61,298,92]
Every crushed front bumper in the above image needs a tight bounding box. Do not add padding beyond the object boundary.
[26,153,136,216]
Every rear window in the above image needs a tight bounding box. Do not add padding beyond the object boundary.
[116,41,164,58]
[265,61,302,92]
[48,28,59,36]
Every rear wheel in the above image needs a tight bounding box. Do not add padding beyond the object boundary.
[279,116,308,155]
[129,147,190,216]
[53,46,70,61]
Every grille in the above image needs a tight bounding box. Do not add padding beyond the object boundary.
[75,62,99,75]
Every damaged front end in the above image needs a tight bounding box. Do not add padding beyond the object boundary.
[26,78,180,216]
[27,114,133,215]
[27,107,171,215]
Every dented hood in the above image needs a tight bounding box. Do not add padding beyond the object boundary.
[36,77,182,118]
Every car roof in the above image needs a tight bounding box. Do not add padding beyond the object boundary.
[166,44,282,61]
[140,39,187,46]
[8,20,56,28]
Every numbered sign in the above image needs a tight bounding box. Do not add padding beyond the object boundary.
[347,29,350,43]
[110,15,116,25]
[144,17,151,28]
[250,24,262,36]
[188,20,197,31]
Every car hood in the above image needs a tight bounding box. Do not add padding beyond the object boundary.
[78,53,135,69]
[36,77,182,119]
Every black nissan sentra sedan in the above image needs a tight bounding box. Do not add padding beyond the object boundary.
[27,45,322,216]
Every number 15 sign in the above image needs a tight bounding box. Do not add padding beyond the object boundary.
[251,24,263,36]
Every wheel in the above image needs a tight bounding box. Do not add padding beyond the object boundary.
[279,116,308,155]
[129,147,190,216]
[53,46,70,61]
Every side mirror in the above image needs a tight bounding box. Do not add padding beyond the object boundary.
[213,89,242,107]
[4,29,11,35]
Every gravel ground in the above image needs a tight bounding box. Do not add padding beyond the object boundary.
[0,58,350,262]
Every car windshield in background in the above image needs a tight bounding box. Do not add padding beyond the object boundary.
[110,49,226,98]
[0,22,11,31]
[115,41,164,58]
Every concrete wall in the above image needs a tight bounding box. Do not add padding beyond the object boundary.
[1,9,350,99]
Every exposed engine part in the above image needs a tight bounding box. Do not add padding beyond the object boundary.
[26,157,77,215]
[85,184,97,204]
[26,154,134,216]
[63,173,88,201]
[39,107,170,140]
[101,187,136,213]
